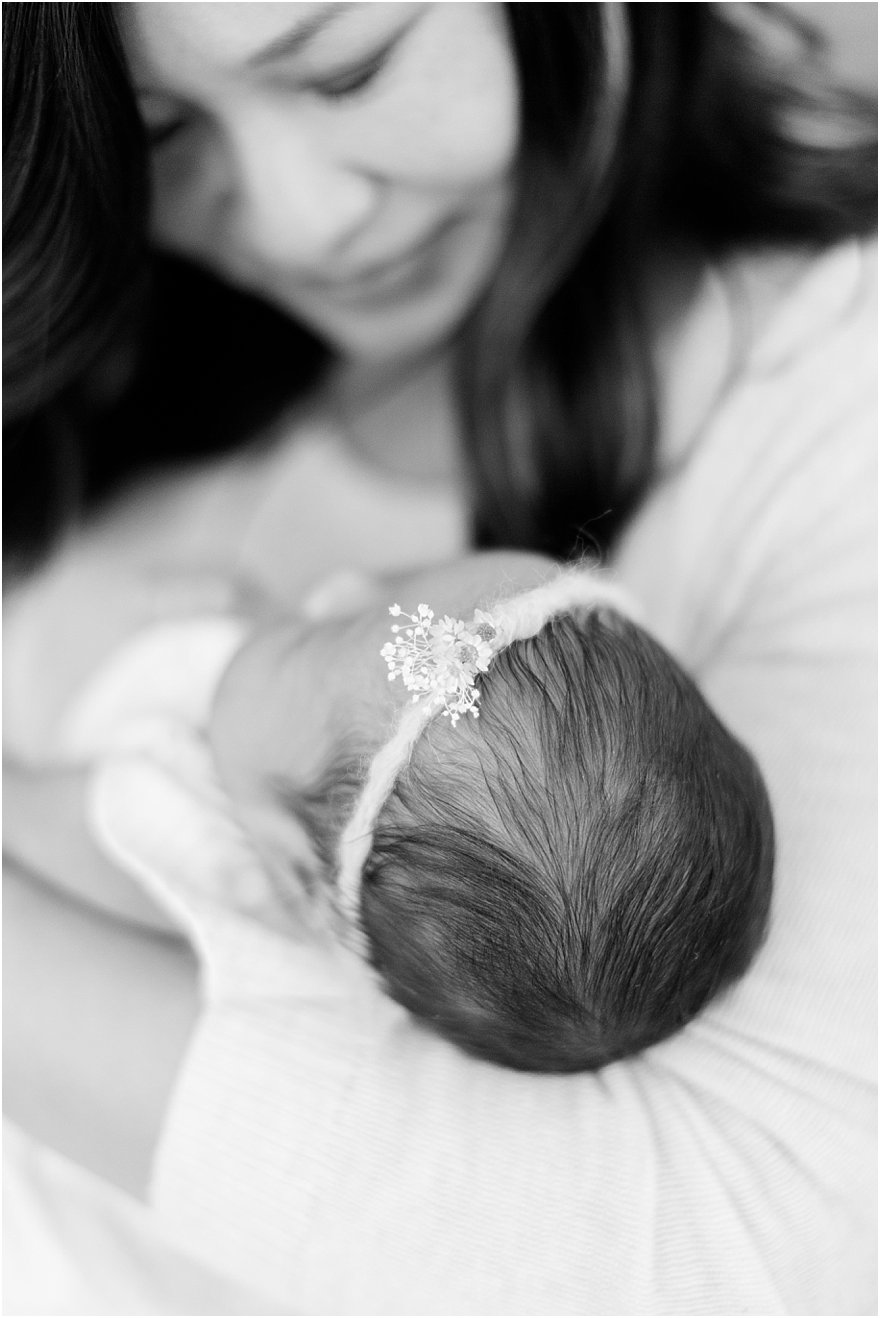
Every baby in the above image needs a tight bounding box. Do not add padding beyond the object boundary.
[10,551,774,1072]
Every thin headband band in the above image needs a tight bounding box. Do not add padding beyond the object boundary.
[335,567,640,934]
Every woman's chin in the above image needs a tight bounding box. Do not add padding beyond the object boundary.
[281,296,465,367]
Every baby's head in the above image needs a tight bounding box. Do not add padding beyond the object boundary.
[212,553,774,1071]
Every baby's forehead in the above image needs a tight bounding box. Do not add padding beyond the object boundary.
[288,607,401,748]
[284,549,558,787]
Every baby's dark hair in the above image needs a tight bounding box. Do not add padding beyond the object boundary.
[357,608,774,1071]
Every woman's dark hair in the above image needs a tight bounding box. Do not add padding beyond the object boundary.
[3,3,146,565]
[464,3,877,554]
[4,4,876,571]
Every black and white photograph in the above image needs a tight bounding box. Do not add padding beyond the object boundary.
[3,3,877,1313]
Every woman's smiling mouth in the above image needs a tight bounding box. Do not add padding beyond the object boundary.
[306,219,457,305]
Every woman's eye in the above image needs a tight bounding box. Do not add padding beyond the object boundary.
[145,118,187,150]
[312,47,392,100]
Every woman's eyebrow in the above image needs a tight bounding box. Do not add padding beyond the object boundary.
[245,3,360,69]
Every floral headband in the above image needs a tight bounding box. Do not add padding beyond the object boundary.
[335,567,639,937]
[380,603,500,724]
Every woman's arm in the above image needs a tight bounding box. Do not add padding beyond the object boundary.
[2,858,199,1197]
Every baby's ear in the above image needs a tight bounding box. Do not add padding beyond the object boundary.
[236,799,323,891]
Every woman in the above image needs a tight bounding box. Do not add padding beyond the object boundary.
[3,4,876,1313]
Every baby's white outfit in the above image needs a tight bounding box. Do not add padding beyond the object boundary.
[59,598,372,998]
[60,614,279,933]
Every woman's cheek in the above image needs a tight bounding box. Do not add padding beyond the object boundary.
[149,133,226,263]
[369,3,519,187]
[150,172,203,259]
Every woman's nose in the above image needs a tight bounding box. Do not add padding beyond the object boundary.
[230,111,377,269]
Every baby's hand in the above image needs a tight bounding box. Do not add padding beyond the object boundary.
[142,567,280,625]
[301,569,382,620]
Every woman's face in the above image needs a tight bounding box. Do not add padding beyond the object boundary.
[118,3,519,363]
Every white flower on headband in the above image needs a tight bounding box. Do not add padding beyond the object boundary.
[381,604,499,723]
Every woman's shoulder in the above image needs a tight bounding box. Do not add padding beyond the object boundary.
[720,236,876,373]
[613,234,875,704]
[656,236,876,471]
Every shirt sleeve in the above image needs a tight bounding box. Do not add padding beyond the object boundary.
[148,242,877,1315]
[57,615,248,760]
